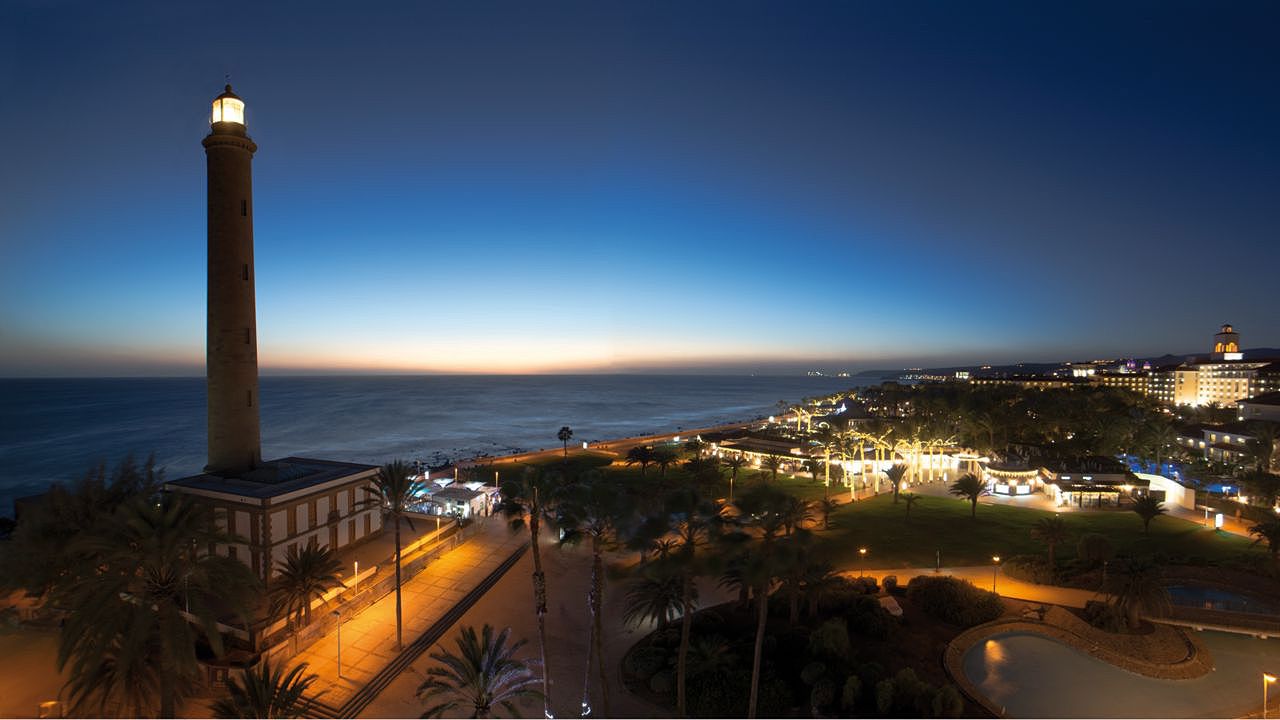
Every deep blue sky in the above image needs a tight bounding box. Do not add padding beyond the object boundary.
[2,1,1277,375]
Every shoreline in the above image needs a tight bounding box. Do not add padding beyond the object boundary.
[448,414,773,471]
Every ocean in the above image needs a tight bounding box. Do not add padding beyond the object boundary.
[0,374,877,515]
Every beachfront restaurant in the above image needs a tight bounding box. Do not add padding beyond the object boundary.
[1044,472,1149,508]
[981,463,1042,496]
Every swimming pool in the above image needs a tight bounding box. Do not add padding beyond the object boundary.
[962,630,1280,718]
[1167,584,1280,616]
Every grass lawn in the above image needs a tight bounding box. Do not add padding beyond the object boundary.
[815,492,1264,570]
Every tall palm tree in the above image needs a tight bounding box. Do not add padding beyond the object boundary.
[949,473,988,519]
[624,445,656,480]
[418,624,543,719]
[211,660,321,719]
[761,455,783,483]
[362,460,424,651]
[723,455,748,502]
[732,484,791,719]
[1030,515,1070,567]
[1105,558,1170,629]
[557,426,574,459]
[498,466,561,719]
[884,463,908,503]
[656,486,720,717]
[268,544,346,649]
[1249,519,1280,568]
[556,472,629,717]
[1131,495,1166,535]
[1246,422,1279,473]
[54,494,260,718]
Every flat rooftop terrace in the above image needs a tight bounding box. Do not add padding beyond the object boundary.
[167,456,378,499]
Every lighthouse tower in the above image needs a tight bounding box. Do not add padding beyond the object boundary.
[203,85,262,475]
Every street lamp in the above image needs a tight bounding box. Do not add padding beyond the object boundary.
[991,556,1001,594]
[1265,673,1277,719]
[332,610,342,678]
[859,547,867,578]
[354,561,359,595]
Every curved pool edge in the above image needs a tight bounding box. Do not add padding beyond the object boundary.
[944,617,1214,717]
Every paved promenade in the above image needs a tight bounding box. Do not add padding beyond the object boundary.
[292,517,528,716]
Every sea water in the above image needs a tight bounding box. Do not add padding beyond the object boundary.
[0,374,876,514]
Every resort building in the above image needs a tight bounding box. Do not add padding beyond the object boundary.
[166,458,384,580]
[1239,392,1280,423]
[1092,371,1149,395]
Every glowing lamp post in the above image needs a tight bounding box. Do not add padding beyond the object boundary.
[859,547,867,578]
[991,556,1001,594]
[354,561,359,595]
[1265,673,1277,719]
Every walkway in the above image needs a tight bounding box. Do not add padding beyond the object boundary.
[848,566,1100,608]
[291,517,528,717]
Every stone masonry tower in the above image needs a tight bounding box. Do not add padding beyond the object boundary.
[203,85,262,475]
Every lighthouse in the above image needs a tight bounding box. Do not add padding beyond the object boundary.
[203,85,262,475]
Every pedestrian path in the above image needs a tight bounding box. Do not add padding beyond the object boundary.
[848,565,1101,608]
[292,518,529,717]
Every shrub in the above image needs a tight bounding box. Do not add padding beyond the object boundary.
[875,679,895,715]
[648,669,674,696]
[756,676,793,719]
[810,678,836,715]
[856,661,884,690]
[801,661,827,686]
[1083,599,1126,633]
[808,617,851,662]
[933,684,965,718]
[847,595,893,639]
[1002,554,1055,585]
[624,645,669,679]
[906,575,1003,627]
[1077,533,1115,567]
[688,671,750,718]
[852,576,879,594]
[841,675,862,711]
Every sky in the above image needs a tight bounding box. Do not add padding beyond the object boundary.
[1,0,1278,376]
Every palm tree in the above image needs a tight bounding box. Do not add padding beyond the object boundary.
[656,486,720,717]
[418,625,543,719]
[1249,519,1280,568]
[816,497,840,529]
[902,492,921,521]
[723,455,748,502]
[949,473,989,519]
[362,460,424,651]
[268,544,346,650]
[732,484,791,719]
[622,564,688,629]
[624,445,656,480]
[884,463,908,503]
[1030,515,1069,568]
[779,494,814,536]
[211,660,321,719]
[653,448,680,482]
[761,455,783,483]
[53,494,260,718]
[556,472,629,717]
[1105,558,1170,629]
[498,466,561,718]
[1131,495,1166,535]
[557,426,574,459]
